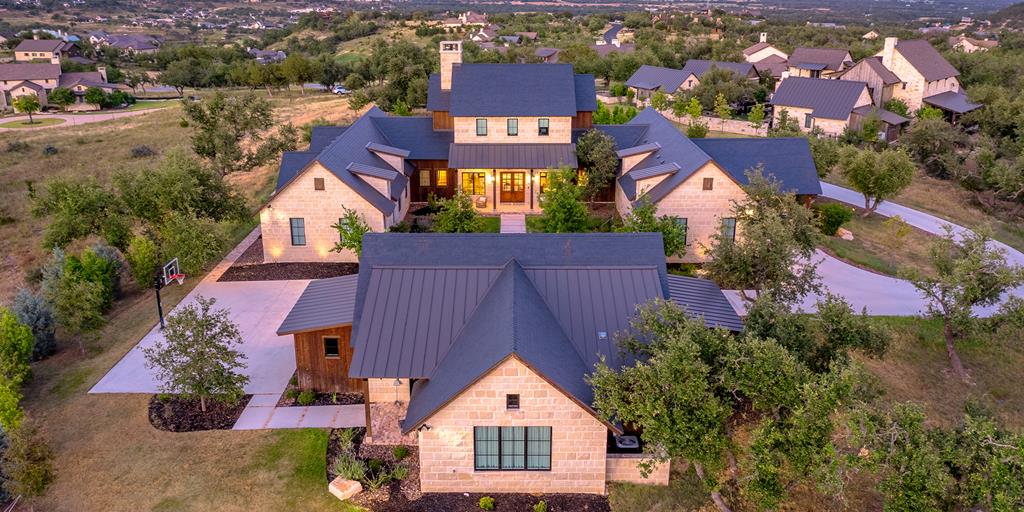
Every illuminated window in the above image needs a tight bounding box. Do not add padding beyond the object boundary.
[462,172,486,195]
[538,172,549,194]
[436,169,449,187]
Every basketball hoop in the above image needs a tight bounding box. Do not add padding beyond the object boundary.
[155,257,184,330]
[169,273,186,285]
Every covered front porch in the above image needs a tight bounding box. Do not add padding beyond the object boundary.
[457,168,549,213]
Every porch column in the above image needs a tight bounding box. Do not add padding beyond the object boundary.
[492,169,497,212]
[529,169,535,210]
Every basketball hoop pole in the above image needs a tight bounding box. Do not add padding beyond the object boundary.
[153,274,166,330]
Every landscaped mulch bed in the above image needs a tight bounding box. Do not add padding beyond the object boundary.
[148,395,250,432]
[278,372,364,407]
[218,236,358,281]
[326,428,610,512]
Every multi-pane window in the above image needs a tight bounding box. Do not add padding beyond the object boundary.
[538,118,549,136]
[538,172,549,194]
[474,426,551,471]
[289,218,305,246]
[506,394,520,410]
[324,337,340,358]
[462,172,487,195]
[436,169,448,187]
[702,177,714,191]
[677,218,688,245]
[721,217,737,242]
[507,118,518,136]
[419,170,431,187]
[804,115,813,129]
[476,118,487,136]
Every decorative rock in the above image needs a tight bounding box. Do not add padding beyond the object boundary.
[837,227,854,241]
[329,477,363,501]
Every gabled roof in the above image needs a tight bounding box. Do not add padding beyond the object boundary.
[690,137,823,195]
[666,274,745,331]
[0,63,60,81]
[277,275,359,335]
[401,260,597,433]
[788,47,851,71]
[753,54,788,78]
[58,71,113,89]
[449,143,577,169]
[678,59,756,80]
[893,39,959,81]
[574,75,598,111]
[309,126,348,152]
[9,80,43,91]
[15,39,63,53]
[535,47,560,58]
[743,41,772,56]
[576,124,649,149]
[448,64,588,117]
[625,65,688,92]
[770,77,868,120]
[837,57,901,85]
[616,108,713,202]
[851,105,911,125]
[370,116,451,160]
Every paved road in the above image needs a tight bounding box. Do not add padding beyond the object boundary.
[0,105,168,132]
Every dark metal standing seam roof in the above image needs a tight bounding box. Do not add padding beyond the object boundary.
[0,63,61,81]
[691,137,823,195]
[678,60,757,81]
[616,108,713,202]
[666,275,744,331]
[426,74,451,111]
[851,105,911,125]
[309,126,349,152]
[770,77,869,120]
[448,143,578,169]
[14,39,64,52]
[788,47,851,71]
[449,63,579,117]
[275,151,318,191]
[574,74,598,112]
[838,57,901,85]
[625,65,688,92]
[370,116,453,160]
[895,39,960,81]
[276,275,359,334]
[923,90,982,114]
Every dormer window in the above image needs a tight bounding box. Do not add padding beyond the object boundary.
[476,118,487,136]
[538,118,549,136]
[507,118,518,137]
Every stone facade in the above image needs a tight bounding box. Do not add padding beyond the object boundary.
[367,378,411,403]
[773,84,871,138]
[417,357,609,494]
[745,46,787,63]
[260,162,409,263]
[453,116,572,144]
[606,455,670,485]
[618,161,746,263]
[458,169,544,213]
[879,38,960,112]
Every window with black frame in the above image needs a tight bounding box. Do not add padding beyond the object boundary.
[473,426,551,471]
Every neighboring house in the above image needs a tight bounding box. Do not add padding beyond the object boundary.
[470,27,497,43]
[248,48,286,64]
[949,35,998,53]
[14,38,78,64]
[499,35,521,46]
[834,57,903,107]
[787,47,852,78]
[742,33,788,63]
[262,41,821,264]
[276,232,745,493]
[863,30,880,40]
[0,62,117,111]
[516,32,538,42]
[625,61,756,98]
[590,41,636,57]
[534,47,560,63]
[94,33,161,55]
[770,77,875,136]
[875,37,980,116]
[752,54,788,80]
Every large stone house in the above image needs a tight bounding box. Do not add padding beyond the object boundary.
[742,33,788,64]
[14,38,79,64]
[276,233,745,494]
[786,47,852,78]
[874,37,980,118]
[771,76,909,139]
[625,60,757,99]
[0,62,117,111]
[261,41,821,264]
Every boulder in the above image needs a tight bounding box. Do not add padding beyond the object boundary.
[837,227,854,241]
[329,477,363,501]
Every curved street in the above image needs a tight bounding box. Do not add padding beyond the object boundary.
[0,104,168,132]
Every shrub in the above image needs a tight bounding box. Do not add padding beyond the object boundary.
[331,207,371,257]
[336,428,357,454]
[5,141,30,153]
[285,388,299,401]
[332,453,366,481]
[39,248,65,300]
[42,146,59,156]
[289,374,298,386]
[538,167,589,233]
[479,496,495,510]
[686,121,709,138]
[392,445,410,461]
[126,235,159,287]
[297,390,316,406]
[815,203,853,236]
[882,215,912,250]
[619,197,688,258]
[0,309,33,386]
[130,145,157,158]
[433,193,479,233]
[11,289,56,361]
[368,458,384,473]
[90,242,125,297]
[1,419,54,504]
[364,469,391,490]
[533,500,548,512]
[391,464,409,481]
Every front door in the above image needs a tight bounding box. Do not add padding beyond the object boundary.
[500,172,525,203]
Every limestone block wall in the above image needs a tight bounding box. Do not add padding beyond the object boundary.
[606,455,670,485]
[650,162,746,263]
[367,378,411,403]
[453,116,572,144]
[417,357,609,494]
[260,162,392,263]
[884,52,962,112]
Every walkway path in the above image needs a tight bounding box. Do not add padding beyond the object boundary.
[499,213,527,233]
[0,105,168,132]
[232,394,364,430]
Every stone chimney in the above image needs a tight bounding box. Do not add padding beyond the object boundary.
[97,65,108,82]
[33,33,39,40]
[439,40,462,91]
[759,32,767,43]
[882,37,898,69]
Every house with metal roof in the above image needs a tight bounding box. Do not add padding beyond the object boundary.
[0,61,117,112]
[14,38,79,64]
[743,33,788,65]
[875,37,980,118]
[261,40,821,265]
[276,232,742,494]
[770,77,892,137]
[786,47,852,78]
[625,60,757,99]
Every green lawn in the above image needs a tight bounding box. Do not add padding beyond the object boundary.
[476,216,501,232]
[817,203,937,278]
[0,117,65,128]
[525,213,619,233]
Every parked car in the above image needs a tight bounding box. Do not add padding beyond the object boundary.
[332,86,351,95]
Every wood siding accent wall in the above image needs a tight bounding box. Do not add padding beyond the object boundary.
[293,325,364,393]
[572,111,593,130]
[410,160,456,202]
[433,110,454,130]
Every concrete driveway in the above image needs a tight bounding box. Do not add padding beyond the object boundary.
[90,278,310,394]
